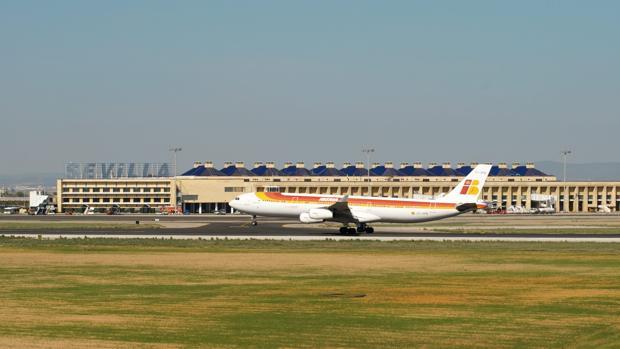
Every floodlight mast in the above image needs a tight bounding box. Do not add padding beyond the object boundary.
[561,149,572,182]
[169,147,182,212]
[362,147,375,196]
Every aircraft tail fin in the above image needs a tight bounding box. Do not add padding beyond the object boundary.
[440,164,492,203]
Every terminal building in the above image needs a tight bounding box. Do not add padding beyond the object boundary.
[56,161,620,214]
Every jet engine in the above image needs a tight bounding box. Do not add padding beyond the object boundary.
[299,212,323,223]
[308,208,333,220]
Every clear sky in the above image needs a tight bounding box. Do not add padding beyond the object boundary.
[1,0,618,175]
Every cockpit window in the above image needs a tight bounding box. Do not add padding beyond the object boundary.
[235,197,240,200]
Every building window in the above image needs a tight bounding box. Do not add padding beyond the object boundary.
[133,198,140,203]
[123,198,130,203]
[93,198,100,203]
[144,198,151,203]
[225,187,245,192]
[113,188,120,193]
[163,198,170,203]
[123,188,130,193]
[63,198,69,203]
[103,198,110,203]
[154,188,161,192]
[103,188,110,192]
[72,198,80,203]
[72,188,79,192]
[92,188,100,193]
[83,198,90,203]
[163,188,170,192]
[154,198,161,203]
[143,188,151,192]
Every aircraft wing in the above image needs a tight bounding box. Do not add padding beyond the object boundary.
[326,195,356,222]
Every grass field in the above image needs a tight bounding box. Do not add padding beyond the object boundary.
[1,238,619,348]
[0,222,161,230]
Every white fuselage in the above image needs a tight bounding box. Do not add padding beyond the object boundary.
[229,192,467,224]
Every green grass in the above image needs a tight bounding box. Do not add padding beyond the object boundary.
[1,238,619,348]
[0,222,160,230]
[429,227,620,234]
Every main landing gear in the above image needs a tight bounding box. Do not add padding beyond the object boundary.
[339,224,374,235]
[251,215,258,226]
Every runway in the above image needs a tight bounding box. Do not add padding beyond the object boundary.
[1,214,620,242]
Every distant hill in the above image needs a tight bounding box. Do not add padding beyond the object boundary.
[0,173,62,187]
[536,161,620,181]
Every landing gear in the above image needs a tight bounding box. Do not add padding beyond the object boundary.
[251,215,258,226]
[339,226,358,235]
[357,223,374,234]
[338,224,374,234]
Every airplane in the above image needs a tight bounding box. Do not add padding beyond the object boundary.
[229,164,492,234]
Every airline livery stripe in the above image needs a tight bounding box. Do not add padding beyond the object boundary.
[255,192,458,210]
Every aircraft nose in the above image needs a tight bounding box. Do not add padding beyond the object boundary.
[229,197,240,209]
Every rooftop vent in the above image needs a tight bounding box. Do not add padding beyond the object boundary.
[223,161,233,168]
[385,162,394,168]
[296,162,305,168]
[498,162,508,169]
[313,162,322,169]
[253,162,263,168]
[193,161,202,168]
[413,162,423,168]
[456,162,465,168]
[470,162,479,167]
[442,162,451,169]
[355,162,365,168]
[371,162,380,168]
[283,161,293,168]
[204,161,214,168]
[400,162,409,168]
[326,162,336,168]
[342,162,352,168]
[428,162,438,168]
[526,162,535,169]
[235,162,246,168]
[266,162,276,168]
[512,162,521,169]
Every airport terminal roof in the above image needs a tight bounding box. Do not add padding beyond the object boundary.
[427,164,459,176]
[220,163,255,176]
[281,163,313,176]
[181,162,551,177]
[513,164,549,177]
[370,164,401,177]
[182,162,225,176]
[311,165,344,176]
[340,164,369,176]
[251,165,284,176]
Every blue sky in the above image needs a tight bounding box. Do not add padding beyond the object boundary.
[1,1,618,174]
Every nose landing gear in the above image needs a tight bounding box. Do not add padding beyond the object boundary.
[251,215,258,226]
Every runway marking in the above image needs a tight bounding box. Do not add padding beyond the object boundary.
[4,234,620,242]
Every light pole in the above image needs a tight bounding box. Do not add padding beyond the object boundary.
[561,149,572,182]
[362,147,375,196]
[169,147,182,212]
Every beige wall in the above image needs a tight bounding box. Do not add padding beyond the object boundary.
[57,178,174,212]
[57,175,620,213]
